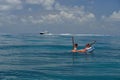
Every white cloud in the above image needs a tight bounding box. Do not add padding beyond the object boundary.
[36,5,95,24]
[18,5,95,25]
[102,10,120,21]
[109,11,120,21]
[0,13,18,25]
[25,0,55,10]
[0,0,22,11]
[6,0,22,4]
[0,5,10,11]
[0,0,96,27]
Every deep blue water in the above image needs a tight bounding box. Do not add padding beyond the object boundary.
[0,33,120,80]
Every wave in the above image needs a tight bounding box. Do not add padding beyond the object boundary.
[44,33,110,36]
[0,32,110,37]
[75,34,110,36]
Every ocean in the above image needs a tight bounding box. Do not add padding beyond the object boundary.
[0,33,120,80]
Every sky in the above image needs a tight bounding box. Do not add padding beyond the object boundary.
[0,0,120,35]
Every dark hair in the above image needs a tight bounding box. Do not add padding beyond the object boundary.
[86,44,90,47]
[74,43,78,47]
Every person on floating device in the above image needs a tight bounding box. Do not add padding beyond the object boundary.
[72,41,96,53]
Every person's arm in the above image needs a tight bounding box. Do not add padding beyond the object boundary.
[72,47,77,52]
[72,49,77,52]
[89,41,96,46]
[77,48,87,53]
[72,48,87,53]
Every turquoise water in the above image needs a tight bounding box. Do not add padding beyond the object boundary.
[0,34,120,80]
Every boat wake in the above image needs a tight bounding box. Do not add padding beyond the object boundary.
[43,33,110,36]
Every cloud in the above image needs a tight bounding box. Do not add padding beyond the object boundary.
[44,3,95,24]
[20,4,95,25]
[0,13,19,26]
[0,0,96,27]
[6,0,22,4]
[0,5,10,11]
[0,0,22,11]
[109,11,120,21]
[25,0,55,10]
[39,10,95,24]
[102,10,120,21]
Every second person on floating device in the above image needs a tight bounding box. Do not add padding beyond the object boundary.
[72,43,93,53]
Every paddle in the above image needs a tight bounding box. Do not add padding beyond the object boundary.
[72,36,75,49]
[72,36,75,64]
